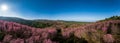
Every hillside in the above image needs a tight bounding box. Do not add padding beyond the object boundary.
[0,20,90,43]
[0,16,119,43]
[0,16,91,28]
[74,20,120,43]
[99,16,120,22]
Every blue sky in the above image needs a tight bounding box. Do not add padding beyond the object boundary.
[0,0,120,22]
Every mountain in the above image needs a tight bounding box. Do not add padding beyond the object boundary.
[0,16,58,28]
[0,16,91,28]
[0,16,33,24]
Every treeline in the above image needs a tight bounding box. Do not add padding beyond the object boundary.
[99,16,120,22]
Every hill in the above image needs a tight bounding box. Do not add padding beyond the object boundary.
[99,16,120,22]
[0,16,91,28]
[0,20,91,43]
[0,19,119,43]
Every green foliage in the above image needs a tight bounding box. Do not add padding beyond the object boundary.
[31,21,53,28]
[0,31,5,41]
[99,16,120,22]
[107,23,112,34]
[66,33,88,43]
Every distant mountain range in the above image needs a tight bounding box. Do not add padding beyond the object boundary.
[0,16,91,28]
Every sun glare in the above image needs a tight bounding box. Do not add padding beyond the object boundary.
[0,4,8,11]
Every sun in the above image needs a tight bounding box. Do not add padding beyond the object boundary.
[1,4,8,11]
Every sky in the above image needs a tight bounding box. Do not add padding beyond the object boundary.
[0,0,120,22]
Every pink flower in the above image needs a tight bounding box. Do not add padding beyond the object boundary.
[26,37,34,43]
[3,34,13,43]
[102,27,107,32]
[34,36,40,42]
[41,32,49,39]
[62,31,71,38]
[47,29,57,35]
[103,34,114,43]
[43,39,53,43]
[10,38,24,43]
